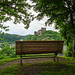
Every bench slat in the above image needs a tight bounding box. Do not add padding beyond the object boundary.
[16,41,64,55]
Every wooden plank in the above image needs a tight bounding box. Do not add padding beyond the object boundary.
[24,41,63,43]
[16,41,64,55]
[16,47,63,51]
[16,47,63,54]
[16,50,58,54]
[16,41,63,47]
[16,40,64,43]
[16,45,63,48]
[16,43,60,45]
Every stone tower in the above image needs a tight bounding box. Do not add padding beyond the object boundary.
[34,28,46,35]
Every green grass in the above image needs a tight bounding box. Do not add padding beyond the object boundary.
[0,57,19,65]
[0,63,30,75]
[0,64,21,75]
[40,71,74,75]
[0,57,75,75]
[23,53,54,58]
[37,57,75,75]
[0,53,53,66]
[37,61,75,75]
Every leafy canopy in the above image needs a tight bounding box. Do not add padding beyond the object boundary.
[31,0,75,56]
[0,0,34,32]
[31,0,75,44]
[31,0,75,29]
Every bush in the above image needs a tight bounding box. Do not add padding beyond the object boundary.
[0,55,5,59]
[0,55,8,59]
[64,43,73,57]
[0,43,17,59]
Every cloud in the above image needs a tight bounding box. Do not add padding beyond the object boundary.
[3,0,58,36]
[1,0,58,35]
[3,17,58,36]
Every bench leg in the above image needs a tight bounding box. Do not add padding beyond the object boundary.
[54,53,58,62]
[20,55,22,66]
[57,56,59,62]
[54,53,56,62]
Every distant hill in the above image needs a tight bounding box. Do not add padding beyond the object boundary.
[0,30,63,43]
[25,30,63,41]
[0,33,26,43]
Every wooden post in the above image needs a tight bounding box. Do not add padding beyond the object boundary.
[57,55,59,62]
[20,55,22,66]
[54,53,58,62]
[20,42,23,66]
[57,41,60,62]
[54,53,56,62]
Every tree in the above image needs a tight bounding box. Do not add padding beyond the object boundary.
[31,0,75,57]
[0,0,33,33]
[0,42,16,58]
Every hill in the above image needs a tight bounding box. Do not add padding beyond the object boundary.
[0,33,26,43]
[25,30,63,40]
[0,30,63,43]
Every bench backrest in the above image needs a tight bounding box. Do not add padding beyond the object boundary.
[16,41,64,55]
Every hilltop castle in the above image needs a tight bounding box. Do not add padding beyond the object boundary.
[34,28,46,35]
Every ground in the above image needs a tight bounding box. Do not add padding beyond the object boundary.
[0,57,65,70]
[0,57,75,75]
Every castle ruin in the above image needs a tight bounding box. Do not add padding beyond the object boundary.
[34,28,46,35]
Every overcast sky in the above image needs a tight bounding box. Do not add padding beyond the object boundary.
[3,0,58,36]
[4,17,58,36]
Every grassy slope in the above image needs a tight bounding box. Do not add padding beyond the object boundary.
[0,57,75,75]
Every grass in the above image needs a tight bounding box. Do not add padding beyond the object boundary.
[38,57,75,75]
[0,63,30,75]
[0,53,53,65]
[23,53,54,58]
[0,57,75,75]
[0,57,19,65]
[37,61,75,75]
[40,71,74,75]
[0,64,21,75]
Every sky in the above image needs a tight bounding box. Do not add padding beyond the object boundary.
[4,17,58,36]
[3,0,59,36]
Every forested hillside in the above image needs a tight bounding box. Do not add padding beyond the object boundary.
[0,30,63,44]
[0,33,25,43]
[25,30,63,40]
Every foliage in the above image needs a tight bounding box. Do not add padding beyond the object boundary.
[31,0,75,57]
[0,0,34,44]
[0,0,33,33]
[0,33,25,43]
[0,42,17,59]
[25,30,63,40]
[64,43,74,57]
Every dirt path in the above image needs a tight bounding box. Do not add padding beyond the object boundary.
[0,57,65,70]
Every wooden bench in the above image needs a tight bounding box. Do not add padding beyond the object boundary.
[16,40,64,65]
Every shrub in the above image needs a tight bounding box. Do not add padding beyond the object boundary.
[64,43,73,57]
